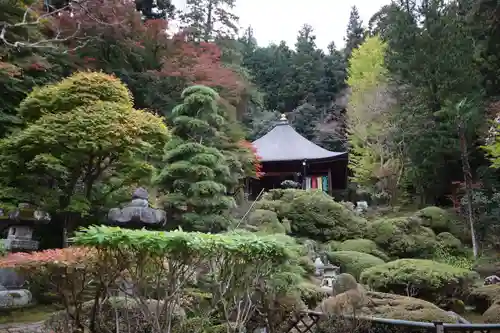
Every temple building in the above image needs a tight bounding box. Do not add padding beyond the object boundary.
[248,114,348,199]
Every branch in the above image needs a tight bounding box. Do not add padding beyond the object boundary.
[0,1,83,49]
[0,0,127,50]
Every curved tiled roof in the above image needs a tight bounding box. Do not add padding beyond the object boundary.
[252,115,347,162]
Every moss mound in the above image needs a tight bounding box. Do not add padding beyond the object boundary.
[327,251,385,280]
[360,259,477,302]
[319,290,457,323]
[255,189,367,242]
[469,284,500,313]
[336,238,390,261]
[366,216,437,258]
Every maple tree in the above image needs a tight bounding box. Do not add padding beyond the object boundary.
[239,140,263,179]
[161,38,244,102]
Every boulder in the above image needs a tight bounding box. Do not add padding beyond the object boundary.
[469,284,500,313]
[0,289,32,309]
[482,300,500,323]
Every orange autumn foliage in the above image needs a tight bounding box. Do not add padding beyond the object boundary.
[0,247,96,269]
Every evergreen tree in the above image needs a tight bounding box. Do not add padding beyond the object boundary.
[344,6,365,60]
[155,85,235,232]
[180,0,239,41]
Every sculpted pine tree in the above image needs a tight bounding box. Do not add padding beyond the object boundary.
[156,85,235,232]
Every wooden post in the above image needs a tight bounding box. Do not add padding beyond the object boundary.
[328,167,333,196]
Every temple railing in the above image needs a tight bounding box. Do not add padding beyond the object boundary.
[283,310,500,333]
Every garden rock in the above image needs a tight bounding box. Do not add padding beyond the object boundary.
[0,289,32,309]
[469,284,500,313]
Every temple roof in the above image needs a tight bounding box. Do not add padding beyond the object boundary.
[252,114,347,162]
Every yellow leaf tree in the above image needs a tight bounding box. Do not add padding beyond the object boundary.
[347,36,402,203]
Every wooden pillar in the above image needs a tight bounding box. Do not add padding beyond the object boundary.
[302,160,307,190]
[328,167,333,196]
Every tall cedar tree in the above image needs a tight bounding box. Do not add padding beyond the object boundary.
[180,0,239,41]
[156,85,235,232]
[344,6,365,60]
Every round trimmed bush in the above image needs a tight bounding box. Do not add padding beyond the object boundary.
[327,251,385,280]
[436,232,464,255]
[336,238,390,261]
[417,206,453,233]
[360,259,478,302]
[247,209,286,234]
[256,189,367,242]
[366,216,437,258]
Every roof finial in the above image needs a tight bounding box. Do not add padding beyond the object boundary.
[280,113,287,121]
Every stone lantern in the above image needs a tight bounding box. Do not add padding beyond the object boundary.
[107,188,167,228]
[0,203,50,252]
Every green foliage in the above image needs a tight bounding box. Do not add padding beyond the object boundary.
[360,259,478,302]
[247,209,286,234]
[0,72,169,214]
[347,35,400,201]
[417,206,453,233]
[344,6,365,60]
[255,189,366,242]
[327,251,385,280]
[380,0,484,204]
[74,225,292,260]
[432,245,473,271]
[336,238,390,261]
[156,85,235,232]
[366,216,437,259]
[18,71,133,123]
[435,232,464,256]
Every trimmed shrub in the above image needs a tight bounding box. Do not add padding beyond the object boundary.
[336,238,390,261]
[327,251,385,280]
[360,259,478,303]
[436,232,463,254]
[247,209,286,234]
[416,206,462,236]
[366,216,437,259]
[256,189,367,242]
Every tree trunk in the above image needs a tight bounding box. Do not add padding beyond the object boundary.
[459,124,479,258]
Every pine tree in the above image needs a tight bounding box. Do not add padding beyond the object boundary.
[344,6,365,60]
[155,85,235,232]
